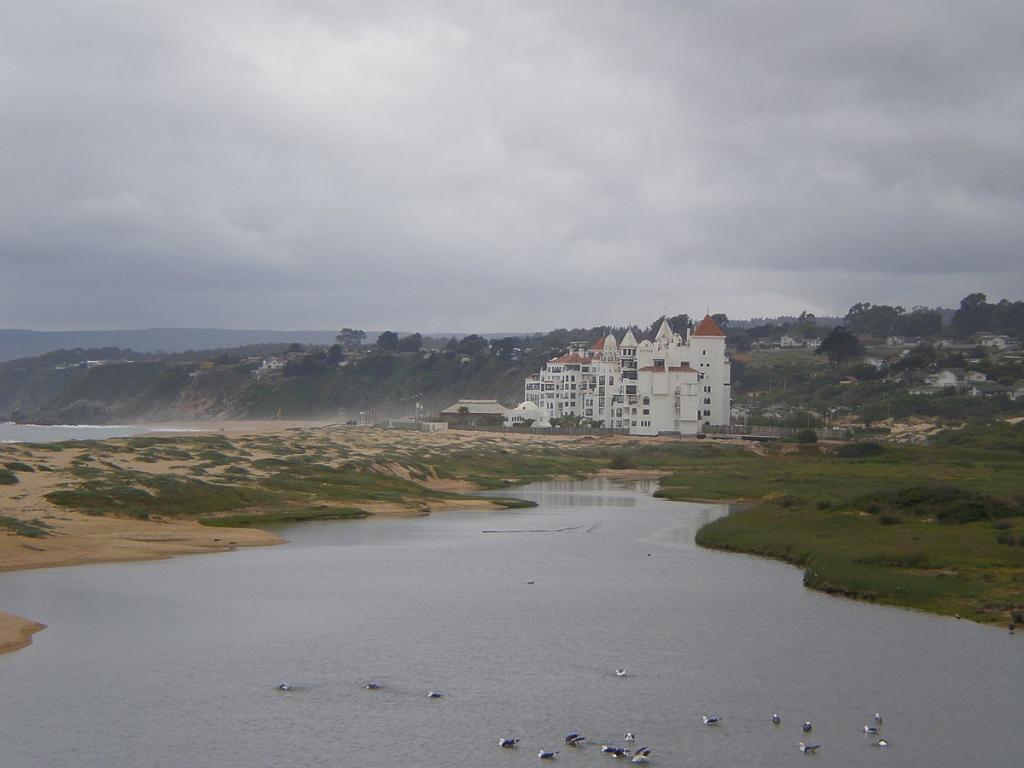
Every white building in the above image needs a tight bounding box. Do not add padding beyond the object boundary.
[524,315,731,436]
[504,401,551,428]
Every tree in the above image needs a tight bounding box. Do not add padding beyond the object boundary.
[952,293,994,338]
[457,334,488,356]
[376,331,399,352]
[335,328,366,349]
[816,326,865,365]
[398,333,422,352]
[326,344,345,364]
[894,307,943,337]
[846,303,904,337]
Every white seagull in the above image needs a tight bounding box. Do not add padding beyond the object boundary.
[498,738,519,748]
[702,715,721,726]
[771,713,781,725]
[601,745,628,758]
[864,725,881,734]
[426,690,443,698]
[277,683,291,691]
[802,721,813,733]
[875,739,889,748]
[364,682,381,690]
[538,750,558,759]
[616,668,628,677]
[798,742,821,754]
[874,712,883,724]
[625,732,636,742]
[631,747,652,763]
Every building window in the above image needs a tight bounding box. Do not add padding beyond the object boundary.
[642,396,650,405]
[642,409,650,415]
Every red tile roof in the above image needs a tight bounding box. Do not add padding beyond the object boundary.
[692,314,725,337]
[591,337,606,350]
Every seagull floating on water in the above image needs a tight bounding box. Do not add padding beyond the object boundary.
[426,691,443,698]
[798,742,821,754]
[864,725,881,734]
[364,682,381,690]
[601,745,628,758]
[625,732,635,742]
[538,750,558,759]
[875,738,889,748]
[277,683,291,691]
[802,721,813,733]
[498,738,519,748]
[702,715,721,726]
[631,747,652,763]
[874,712,883,724]
[771,713,781,725]
[564,733,585,746]
[616,668,628,677]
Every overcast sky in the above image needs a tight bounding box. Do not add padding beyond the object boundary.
[2,1,1023,332]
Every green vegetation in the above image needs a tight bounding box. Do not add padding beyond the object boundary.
[0,468,19,485]
[0,515,53,538]
[201,507,371,527]
[3,461,34,472]
[669,439,1024,625]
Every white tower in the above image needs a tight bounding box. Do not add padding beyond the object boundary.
[687,315,730,426]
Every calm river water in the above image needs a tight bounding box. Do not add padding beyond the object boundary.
[0,478,1019,767]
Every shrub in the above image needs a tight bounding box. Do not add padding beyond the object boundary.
[608,453,638,470]
[792,428,818,444]
[996,530,1018,546]
[878,513,904,525]
[0,469,19,485]
[3,461,35,472]
[765,492,801,508]
[864,501,883,515]
[834,442,885,459]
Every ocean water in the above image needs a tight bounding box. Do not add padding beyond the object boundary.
[0,422,204,443]
[0,478,1019,767]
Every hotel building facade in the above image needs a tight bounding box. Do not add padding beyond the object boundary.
[524,315,730,436]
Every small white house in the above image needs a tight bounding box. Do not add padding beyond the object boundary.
[928,368,964,388]
[504,401,551,428]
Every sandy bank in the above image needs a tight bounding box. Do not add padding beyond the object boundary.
[0,513,284,574]
[0,611,46,654]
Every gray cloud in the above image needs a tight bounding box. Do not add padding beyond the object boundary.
[1,0,1022,331]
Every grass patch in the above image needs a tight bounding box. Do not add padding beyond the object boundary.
[0,469,19,485]
[4,461,35,472]
[200,507,371,527]
[0,515,53,538]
